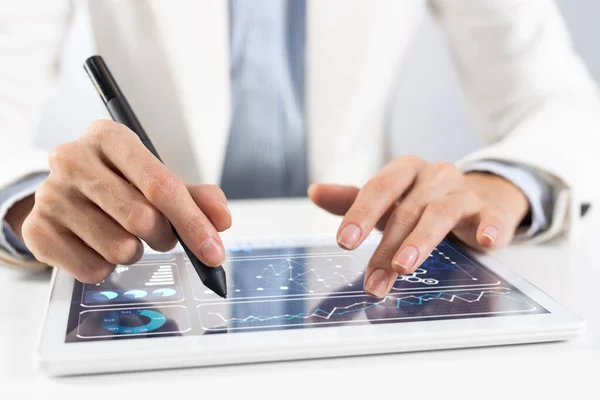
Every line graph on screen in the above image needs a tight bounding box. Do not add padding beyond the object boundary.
[193,242,501,302]
[199,288,539,331]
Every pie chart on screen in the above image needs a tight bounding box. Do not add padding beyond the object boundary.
[101,309,167,334]
[91,291,118,301]
[152,288,177,298]
[123,290,147,299]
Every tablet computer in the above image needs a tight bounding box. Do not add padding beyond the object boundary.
[37,234,584,376]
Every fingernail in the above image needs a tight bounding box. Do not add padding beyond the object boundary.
[307,184,316,198]
[393,246,419,273]
[337,224,362,249]
[481,225,498,244]
[221,202,232,219]
[199,237,225,266]
[365,269,389,298]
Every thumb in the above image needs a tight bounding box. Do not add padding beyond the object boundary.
[476,204,522,249]
[307,183,359,216]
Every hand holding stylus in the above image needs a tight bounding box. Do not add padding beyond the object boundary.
[21,120,231,284]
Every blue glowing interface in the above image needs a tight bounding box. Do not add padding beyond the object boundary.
[65,239,546,342]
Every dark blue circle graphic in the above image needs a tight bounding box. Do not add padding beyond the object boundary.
[101,309,167,334]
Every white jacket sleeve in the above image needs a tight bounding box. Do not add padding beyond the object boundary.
[430,0,600,243]
[0,1,72,189]
[0,1,72,266]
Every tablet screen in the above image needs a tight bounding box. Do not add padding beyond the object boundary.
[65,238,547,342]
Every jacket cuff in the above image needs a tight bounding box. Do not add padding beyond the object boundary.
[0,173,48,259]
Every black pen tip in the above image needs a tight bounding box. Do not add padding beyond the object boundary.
[202,267,228,298]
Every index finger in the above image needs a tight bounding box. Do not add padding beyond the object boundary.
[337,157,424,250]
[85,120,225,266]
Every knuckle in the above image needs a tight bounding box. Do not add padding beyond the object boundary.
[84,120,118,144]
[428,200,461,223]
[495,206,509,222]
[404,155,425,165]
[392,155,424,167]
[367,173,396,194]
[34,182,60,210]
[106,237,141,265]
[411,231,434,251]
[393,203,422,226]
[459,189,479,204]
[347,202,374,223]
[430,162,460,180]
[124,202,162,237]
[21,213,46,247]
[48,142,79,173]
[21,216,56,265]
[486,202,508,219]
[428,201,449,217]
[431,161,457,173]
[184,215,210,237]
[143,169,181,205]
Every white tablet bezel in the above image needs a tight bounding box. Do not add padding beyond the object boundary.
[37,235,585,376]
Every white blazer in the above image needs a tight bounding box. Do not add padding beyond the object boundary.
[1,0,600,250]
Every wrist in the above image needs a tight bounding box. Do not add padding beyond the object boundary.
[5,194,35,240]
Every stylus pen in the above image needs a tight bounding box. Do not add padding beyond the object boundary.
[83,55,228,298]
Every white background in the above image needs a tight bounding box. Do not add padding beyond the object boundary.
[389,0,600,162]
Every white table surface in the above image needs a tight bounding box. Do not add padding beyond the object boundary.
[1,198,598,399]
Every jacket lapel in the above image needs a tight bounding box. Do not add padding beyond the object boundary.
[149,0,230,185]
[89,0,230,185]
[89,1,424,187]
[306,0,425,186]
